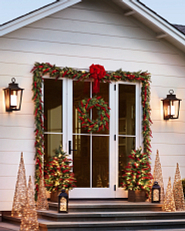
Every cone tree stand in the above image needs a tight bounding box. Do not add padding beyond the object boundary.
[28,176,36,209]
[37,174,49,210]
[11,152,27,217]
[150,150,164,203]
[20,186,39,231]
[173,163,185,211]
[162,177,176,212]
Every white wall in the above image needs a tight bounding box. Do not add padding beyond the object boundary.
[0,0,185,210]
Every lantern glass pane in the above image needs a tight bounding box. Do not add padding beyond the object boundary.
[153,189,159,202]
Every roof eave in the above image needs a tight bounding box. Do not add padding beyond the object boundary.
[0,0,81,37]
[113,0,185,52]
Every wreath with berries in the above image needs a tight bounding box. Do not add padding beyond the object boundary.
[77,96,110,132]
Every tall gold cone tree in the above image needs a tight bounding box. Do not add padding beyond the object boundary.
[20,186,39,231]
[37,174,48,210]
[11,152,27,217]
[173,163,185,211]
[150,150,164,203]
[28,176,36,209]
[162,177,176,212]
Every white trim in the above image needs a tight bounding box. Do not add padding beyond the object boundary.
[113,0,185,52]
[0,0,81,36]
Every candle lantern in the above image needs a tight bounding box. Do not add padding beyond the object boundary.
[58,189,68,213]
[3,78,24,112]
[161,89,181,120]
[151,181,161,203]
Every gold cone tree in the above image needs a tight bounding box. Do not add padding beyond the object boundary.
[37,174,49,210]
[11,152,27,217]
[28,176,36,209]
[150,150,164,203]
[162,177,176,212]
[20,186,39,231]
[173,163,185,211]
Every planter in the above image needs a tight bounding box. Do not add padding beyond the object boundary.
[128,189,146,202]
[50,191,59,202]
[50,190,69,202]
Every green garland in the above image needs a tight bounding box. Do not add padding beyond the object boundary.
[77,96,110,132]
[31,62,152,195]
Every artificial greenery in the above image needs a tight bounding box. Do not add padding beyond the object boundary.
[77,96,110,132]
[32,62,152,195]
[122,147,153,196]
[44,146,76,192]
[182,178,185,197]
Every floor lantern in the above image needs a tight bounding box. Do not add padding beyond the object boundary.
[151,181,161,203]
[58,189,68,213]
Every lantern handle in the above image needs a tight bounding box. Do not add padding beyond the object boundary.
[169,89,174,95]
[11,78,16,83]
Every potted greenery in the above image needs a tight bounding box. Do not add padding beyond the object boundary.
[44,145,76,202]
[122,147,153,202]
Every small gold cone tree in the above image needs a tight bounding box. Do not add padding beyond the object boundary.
[11,152,27,217]
[162,177,176,212]
[173,163,185,211]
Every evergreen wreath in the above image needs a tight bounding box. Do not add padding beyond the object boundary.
[31,62,152,196]
[77,96,110,132]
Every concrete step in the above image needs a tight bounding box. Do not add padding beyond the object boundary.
[49,200,163,212]
[37,219,185,230]
[0,222,19,231]
[37,210,185,222]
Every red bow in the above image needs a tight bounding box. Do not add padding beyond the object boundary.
[89,64,106,93]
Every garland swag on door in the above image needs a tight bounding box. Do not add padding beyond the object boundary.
[31,62,152,195]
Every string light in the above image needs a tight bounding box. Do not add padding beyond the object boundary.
[11,152,27,217]
[173,163,185,211]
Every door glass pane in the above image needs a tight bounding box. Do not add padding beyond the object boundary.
[92,83,109,134]
[118,136,135,187]
[92,136,109,188]
[119,85,135,135]
[73,81,90,134]
[44,134,63,163]
[73,135,90,187]
[44,79,62,132]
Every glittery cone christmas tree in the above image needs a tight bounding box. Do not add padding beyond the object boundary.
[20,186,39,231]
[11,152,27,217]
[28,176,36,209]
[150,150,165,203]
[162,177,176,212]
[173,163,185,211]
[37,174,48,210]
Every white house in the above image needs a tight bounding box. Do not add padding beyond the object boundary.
[0,0,185,211]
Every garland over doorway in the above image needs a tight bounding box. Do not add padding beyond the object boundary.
[31,62,152,194]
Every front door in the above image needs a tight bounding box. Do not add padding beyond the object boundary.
[44,78,140,198]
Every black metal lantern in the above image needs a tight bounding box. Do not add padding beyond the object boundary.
[3,78,24,112]
[161,89,181,120]
[151,181,161,203]
[58,189,68,213]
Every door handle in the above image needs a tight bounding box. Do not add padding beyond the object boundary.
[68,140,77,154]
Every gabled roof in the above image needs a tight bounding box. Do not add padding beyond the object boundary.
[174,25,185,35]
[0,0,81,36]
[0,0,184,53]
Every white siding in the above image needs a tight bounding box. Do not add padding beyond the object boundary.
[0,0,185,209]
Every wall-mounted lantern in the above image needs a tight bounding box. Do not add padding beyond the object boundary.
[151,181,161,203]
[161,89,181,120]
[3,78,24,112]
[58,189,68,213]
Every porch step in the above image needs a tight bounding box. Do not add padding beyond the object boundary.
[2,218,185,231]
[50,200,162,212]
[39,210,185,222]
[2,200,185,230]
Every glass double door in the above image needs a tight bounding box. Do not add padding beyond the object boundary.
[44,78,138,198]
